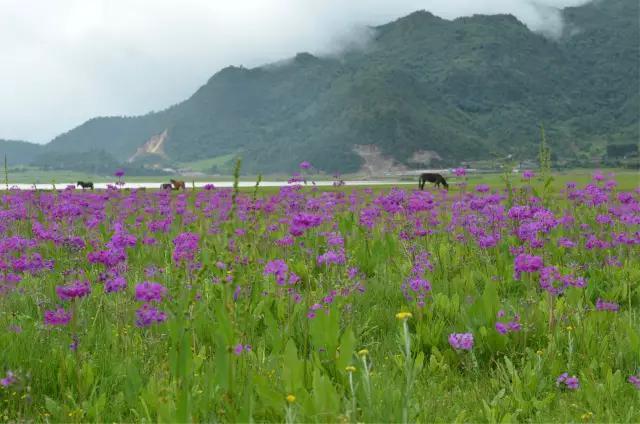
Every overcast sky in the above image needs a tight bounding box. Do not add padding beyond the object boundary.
[1,0,592,143]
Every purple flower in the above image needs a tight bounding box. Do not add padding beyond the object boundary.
[475,184,490,193]
[0,371,16,387]
[317,249,346,266]
[522,170,535,180]
[325,232,344,247]
[135,304,167,327]
[347,267,360,280]
[69,335,79,352]
[401,276,432,308]
[299,161,312,170]
[307,303,323,319]
[557,238,576,248]
[264,259,298,286]
[135,282,167,303]
[114,169,125,178]
[514,254,543,280]
[565,376,580,390]
[495,309,521,334]
[172,232,200,264]
[478,234,498,248]
[105,276,127,293]
[507,321,521,332]
[264,259,288,276]
[453,167,467,177]
[8,325,22,334]
[233,343,244,355]
[595,298,619,312]
[448,333,474,351]
[628,375,640,390]
[275,236,294,247]
[56,280,91,301]
[556,372,568,385]
[556,372,579,390]
[44,308,72,326]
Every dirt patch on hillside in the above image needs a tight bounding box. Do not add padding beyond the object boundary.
[128,129,169,163]
[353,145,409,176]
[408,150,442,165]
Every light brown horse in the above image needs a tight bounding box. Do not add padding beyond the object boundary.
[170,179,186,190]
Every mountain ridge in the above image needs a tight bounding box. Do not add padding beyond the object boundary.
[4,0,638,173]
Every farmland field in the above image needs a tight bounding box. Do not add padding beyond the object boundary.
[0,169,639,422]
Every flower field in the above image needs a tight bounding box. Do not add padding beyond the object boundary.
[0,170,639,422]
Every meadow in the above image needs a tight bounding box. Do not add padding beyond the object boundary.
[0,168,638,422]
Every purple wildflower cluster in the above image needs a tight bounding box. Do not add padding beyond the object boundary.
[556,373,580,390]
[0,371,16,387]
[172,232,200,264]
[135,282,167,302]
[44,308,72,326]
[453,168,467,177]
[233,343,252,355]
[133,281,168,327]
[317,231,346,266]
[595,298,619,312]
[135,303,167,327]
[448,333,474,351]
[522,170,535,180]
[513,254,543,280]
[263,259,300,286]
[401,250,433,308]
[56,280,91,301]
[538,266,586,296]
[105,275,127,293]
[495,310,521,334]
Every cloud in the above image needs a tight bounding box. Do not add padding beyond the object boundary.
[0,0,592,143]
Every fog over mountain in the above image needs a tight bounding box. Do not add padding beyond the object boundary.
[1,0,592,143]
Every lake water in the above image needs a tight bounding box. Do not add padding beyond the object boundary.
[5,180,418,190]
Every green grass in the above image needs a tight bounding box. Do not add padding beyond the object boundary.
[178,153,238,172]
[0,170,638,422]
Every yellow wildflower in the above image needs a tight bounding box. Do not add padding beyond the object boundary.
[345,366,356,373]
[358,349,369,357]
[395,312,413,320]
[581,412,593,421]
[286,394,296,403]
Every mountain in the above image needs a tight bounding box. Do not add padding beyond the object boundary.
[27,0,640,173]
[0,140,43,165]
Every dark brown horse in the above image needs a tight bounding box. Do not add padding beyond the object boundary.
[170,179,186,190]
[160,183,173,190]
[77,181,94,190]
[419,173,448,190]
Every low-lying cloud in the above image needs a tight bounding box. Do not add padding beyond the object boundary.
[0,0,592,143]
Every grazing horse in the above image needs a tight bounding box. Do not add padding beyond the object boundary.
[170,179,186,190]
[418,173,448,190]
[160,183,173,190]
[76,181,94,190]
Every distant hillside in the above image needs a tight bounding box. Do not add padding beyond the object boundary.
[0,139,43,165]
[26,0,640,173]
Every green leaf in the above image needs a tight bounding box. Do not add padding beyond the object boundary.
[336,327,356,371]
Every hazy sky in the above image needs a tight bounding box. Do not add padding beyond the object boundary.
[1,0,592,143]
